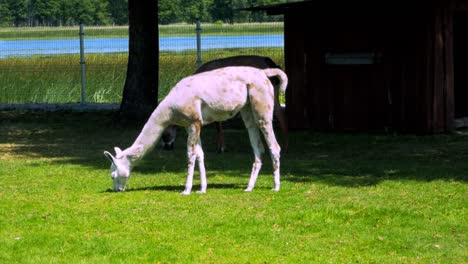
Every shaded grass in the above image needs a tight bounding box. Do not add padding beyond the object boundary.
[0,48,284,104]
[0,111,466,263]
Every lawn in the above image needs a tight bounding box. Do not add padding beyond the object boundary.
[0,48,284,104]
[0,111,466,263]
[0,23,284,40]
[1,24,285,105]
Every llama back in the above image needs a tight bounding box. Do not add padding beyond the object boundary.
[195,55,280,74]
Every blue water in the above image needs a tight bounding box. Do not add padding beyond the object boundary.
[0,34,283,58]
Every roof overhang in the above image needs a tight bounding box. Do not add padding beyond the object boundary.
[242,0,457,16]
[241,1,314,16]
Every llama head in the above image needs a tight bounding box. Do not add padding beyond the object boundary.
[104,147,131,192]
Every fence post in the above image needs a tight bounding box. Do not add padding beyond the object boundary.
[196,19,202,68]
[79,23,87,107]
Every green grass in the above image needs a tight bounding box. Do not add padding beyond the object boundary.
[0,48,284,104]
[0,26,128,40]
[0,53,125,104]
[159,22,283,37]
[0,111,466,263]
[0,23,285,104]
[0,23,283,40]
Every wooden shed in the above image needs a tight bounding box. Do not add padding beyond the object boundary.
[248,0,468,133]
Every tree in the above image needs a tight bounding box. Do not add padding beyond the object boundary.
[158,0,180,24]
[5,0,28,26]
[58,0,74,26]
[180,0,210,23]
[72,0,94,24]
[92,0,111,25]
[210,0,233,24]
[33,0,61,26]
[108,0,128,25]
[71,0,111,25]
[0,0,13,26]
[120,0,159,121]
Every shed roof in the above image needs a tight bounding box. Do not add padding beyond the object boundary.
[242,0,313,15]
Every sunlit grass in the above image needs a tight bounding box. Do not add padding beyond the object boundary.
[0,112,466,262]
[1,23,285,104]
[0,23,283,40]
[0,48,284,104]
[0,54,126,103]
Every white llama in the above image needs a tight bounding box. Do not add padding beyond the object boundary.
[104,66,288,194]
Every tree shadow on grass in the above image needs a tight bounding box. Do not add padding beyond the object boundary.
[1,111,467,188]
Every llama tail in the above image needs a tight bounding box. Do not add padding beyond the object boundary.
[262,68,289,153]
[263,68,288,93]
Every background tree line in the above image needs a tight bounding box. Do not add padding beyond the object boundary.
[0,0,292,27]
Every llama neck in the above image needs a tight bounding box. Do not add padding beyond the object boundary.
[124,102,172,162]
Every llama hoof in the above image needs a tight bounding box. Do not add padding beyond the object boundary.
[271,187,280,192]
[244,188,253,192]
[196,190,206,194]
[180,190,191,195]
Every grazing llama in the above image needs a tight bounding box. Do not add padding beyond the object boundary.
[104,66,288,194]
[161,55,288,153]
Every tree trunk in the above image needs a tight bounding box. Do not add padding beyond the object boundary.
[120,0,159,121]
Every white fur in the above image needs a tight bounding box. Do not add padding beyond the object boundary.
[104,66,288,194]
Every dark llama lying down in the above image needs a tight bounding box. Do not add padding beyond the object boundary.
[161,55,289,153]
[104,66,288,194]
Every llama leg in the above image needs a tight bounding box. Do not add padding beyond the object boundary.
[182,122,201,195]
[245,128,264,192]
[248,83,281,191]
[196,139,207,193]
[258,119,281,191]
[215,122,225,153]
[240,108,265,192]
[273,86,288,152]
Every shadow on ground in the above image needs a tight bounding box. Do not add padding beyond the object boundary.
[1,111,467,187]
[115,183,242,193]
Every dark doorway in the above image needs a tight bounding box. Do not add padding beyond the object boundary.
[325,63,387,131]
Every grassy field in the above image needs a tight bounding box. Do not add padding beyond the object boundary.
[0,23,284,40]
[0,48,284,104]
[1,24,284,104]
[0,111,466,263]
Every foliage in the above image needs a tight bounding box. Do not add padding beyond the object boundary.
[0,0,290,27]
[0,0,117,26]
[211,0,234,24]
[107,0,128,25]
[158,0,180,25]
[0,111,466,262]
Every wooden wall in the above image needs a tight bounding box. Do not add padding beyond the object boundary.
[282,0,456,133]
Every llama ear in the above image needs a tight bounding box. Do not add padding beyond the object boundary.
[104,151,115,163]
[114,147,123,157]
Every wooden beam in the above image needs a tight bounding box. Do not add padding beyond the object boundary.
[284,13,308,129]
[451,0,468,11]
[431,0,444,133]
[445,2,455,131]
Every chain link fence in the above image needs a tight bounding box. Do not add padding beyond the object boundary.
[0,20,284,110]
